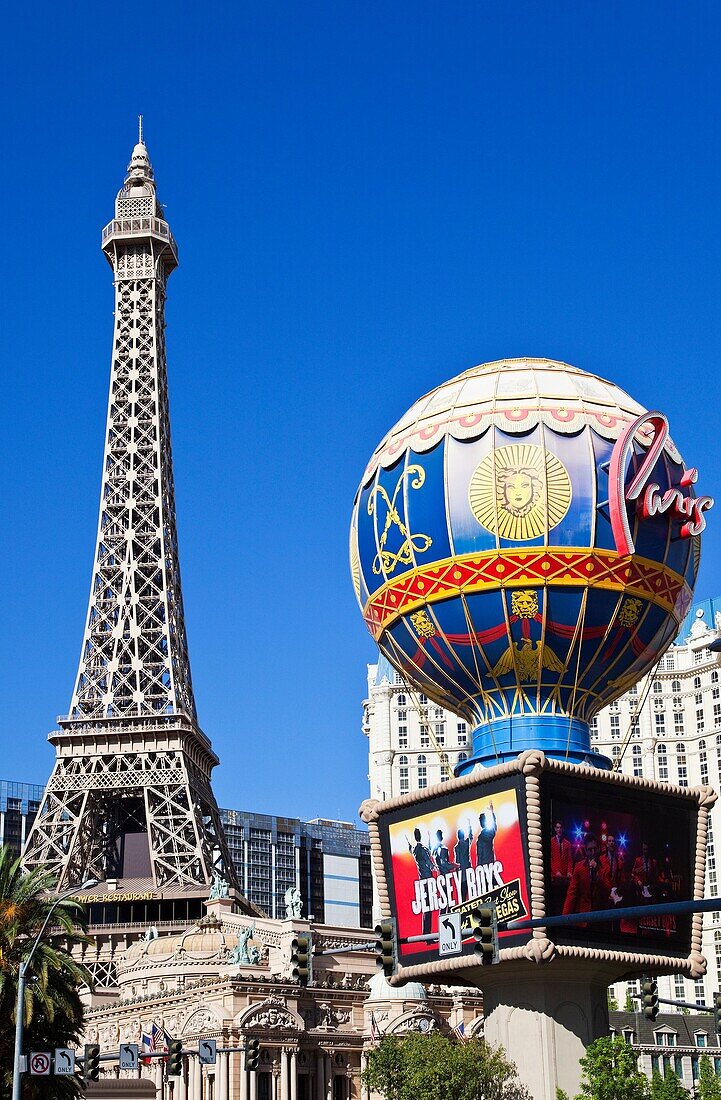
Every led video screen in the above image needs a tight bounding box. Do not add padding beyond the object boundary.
[544,772,696,956]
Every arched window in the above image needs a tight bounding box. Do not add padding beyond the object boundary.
[457,752,468,763]
[397,693,406,706]
[699,740,707,750]
[672,680,681,693]
[694,676,702,690]
[653,681,662,694]
[417,755,427,765]
[713,670,719,685]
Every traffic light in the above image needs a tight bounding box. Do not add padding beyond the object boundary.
[374,918,397,978]
[168,1039,183,1077]
[642,978,659,1021]
[714,993,721,1035]
[84,1043,100,1082]
[471,906,498,964]
[245,1037,260,1072]
[290,933,313,986]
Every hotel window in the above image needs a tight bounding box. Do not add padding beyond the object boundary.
[398,724,408,748]
[695,676,702,690]
[420,725,430,748]
[655,713,666,735]
[397,693,406,706]
[398,756,409,794]
[653,681,663,694]
[394,672,403,686]
[457,722,467,745]
[714,687,721,701]
[713,670,719,685]
[715,702,721,725]
[695,979,706,1007]
[439,753,450,782]
[419,694,428,704]
[589,716,598,733]
[674,713,684,735]
[610,715,621,738]
[435,723,445,745]
[695,649,704,664]
[629,683,639,696]
[417,755,427,789]
[671,679,681,693]
[674,974,685,1001]
[695,1032,707,1047]
[632,745,643,777]
[457,752,468,765]
[698,708,705,731]
[657,744,668,780]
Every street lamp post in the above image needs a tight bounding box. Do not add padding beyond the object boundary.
[11,877,98,1100]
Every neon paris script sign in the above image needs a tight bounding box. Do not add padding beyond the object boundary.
[608,410,714,557]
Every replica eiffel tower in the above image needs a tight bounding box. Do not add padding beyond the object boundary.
[24,127,242,904]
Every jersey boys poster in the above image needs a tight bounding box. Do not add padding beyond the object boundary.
[379,777,531,964]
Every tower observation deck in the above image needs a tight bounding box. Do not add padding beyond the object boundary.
[24,132,242,902]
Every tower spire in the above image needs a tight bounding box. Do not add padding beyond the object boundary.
[23,140,241,904]
[138,113,143,144]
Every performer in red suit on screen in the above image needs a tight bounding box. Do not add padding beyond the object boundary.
[562,833,610,921]
[549,820,572,913]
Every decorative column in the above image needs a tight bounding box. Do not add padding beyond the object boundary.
[176,1064,187,1100]
[154,1059,164,1097]
[325,1055,333,1100]
[280,1049,289,1100]
[289,1051,298,1100]
[191,1055,201,1100]
[217,1052,229,1100]
[249,1068,257,1100]
[239,1063,248,1100]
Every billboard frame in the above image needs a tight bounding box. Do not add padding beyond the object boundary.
[360,749,715,986]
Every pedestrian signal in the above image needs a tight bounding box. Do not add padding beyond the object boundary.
[168,1039,183,1077]
[290,933,313,986]
[642,978,659,1021]
[470,906,498,964]
[84,1044,100,1082]
[245,1037,260,1072]
[374,918,397,978]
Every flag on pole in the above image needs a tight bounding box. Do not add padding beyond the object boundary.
[370,1011,380,1043]
[453,1021,469,1044]
[150,1023,168,1061]
[140,1033,152,1065]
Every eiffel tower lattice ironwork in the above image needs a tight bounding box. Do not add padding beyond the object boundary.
[24,132,238,894]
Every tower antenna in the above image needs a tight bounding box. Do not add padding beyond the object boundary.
[138,114,143,144]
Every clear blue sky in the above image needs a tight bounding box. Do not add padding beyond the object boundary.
[1,2,721,821]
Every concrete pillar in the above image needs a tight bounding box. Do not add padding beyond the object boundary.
[480,963,610,1100]
[176,1064,188,1100]
[154,1059,164,1098]
[239,1062,248,1100]
[325,1055,333,1100]
[290,1052,298,1100]
[250,1069,257,1100]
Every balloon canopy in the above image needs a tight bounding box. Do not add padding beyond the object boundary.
[350,358,713,770]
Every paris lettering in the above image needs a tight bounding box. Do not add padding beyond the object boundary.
[608,410,714,556]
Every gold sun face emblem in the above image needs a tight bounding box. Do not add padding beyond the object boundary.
[468,443,572,541]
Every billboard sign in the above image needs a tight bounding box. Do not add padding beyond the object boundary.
[378,775,531,966]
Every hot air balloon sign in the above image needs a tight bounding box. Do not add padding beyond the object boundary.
[350,359,713,770]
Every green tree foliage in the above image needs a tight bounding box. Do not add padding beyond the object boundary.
[576,1036,650,1100]
[0,845,90,1097]
[624,991,635,1012]
[698,1055,721,1100]
[361,1031,531,1100]
[649,1067,688,1098]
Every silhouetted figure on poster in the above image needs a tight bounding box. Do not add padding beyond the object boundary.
[475,801,497,866]
[433,829,458,876]
[454,823,473,901]
[407,827,436,935]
